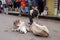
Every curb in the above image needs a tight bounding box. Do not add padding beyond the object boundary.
[38,16,60,21]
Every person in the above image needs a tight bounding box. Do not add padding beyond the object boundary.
[4,5,8,14]
[0,0,2,13]
[28,6,39,25]
[37,0,44,14]
[28,6,34,25]
[41,6,48,16]
[33,6,39,17]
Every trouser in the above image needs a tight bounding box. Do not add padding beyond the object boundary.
[16,2,20,8]
[20,6,25,13]
[13,2,17,8]
[8,4,12,8]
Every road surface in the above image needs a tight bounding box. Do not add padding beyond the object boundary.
[0,14,60,40]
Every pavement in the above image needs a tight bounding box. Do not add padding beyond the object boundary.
[0,14,60,40]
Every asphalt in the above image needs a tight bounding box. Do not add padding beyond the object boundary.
[0,14,60,40]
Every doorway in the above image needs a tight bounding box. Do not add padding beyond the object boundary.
[58,0,60,13]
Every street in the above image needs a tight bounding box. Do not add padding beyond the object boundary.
[0,14,60,40]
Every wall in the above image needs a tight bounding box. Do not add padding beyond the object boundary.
[46,0,55,16]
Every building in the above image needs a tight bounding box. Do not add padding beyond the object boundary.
[46,0,58,16]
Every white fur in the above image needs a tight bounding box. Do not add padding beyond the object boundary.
[17,21,27,34]
[12,20,27,33]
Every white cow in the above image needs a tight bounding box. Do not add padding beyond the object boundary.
[12,19,30,34]
[30,22,49,37]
